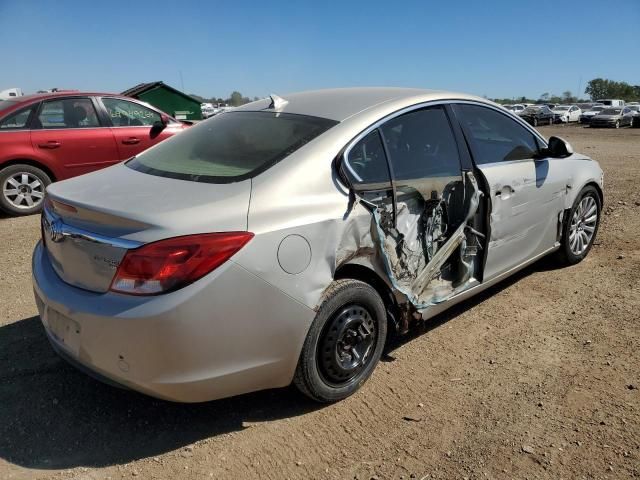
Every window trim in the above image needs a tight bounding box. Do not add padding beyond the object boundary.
[342,100,546,170]
[342,102,469,228]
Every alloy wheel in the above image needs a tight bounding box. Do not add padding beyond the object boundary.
[569,196,598,256]
[317,304,376,387]
[2,172,45,210]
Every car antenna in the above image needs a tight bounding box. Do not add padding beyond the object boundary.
[268,94,288,110]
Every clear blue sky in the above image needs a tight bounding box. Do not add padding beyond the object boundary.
[1,0,638,100]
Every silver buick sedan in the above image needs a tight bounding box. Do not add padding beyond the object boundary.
[32,88,604,403]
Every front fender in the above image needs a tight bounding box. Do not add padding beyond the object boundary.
[561,155,604,209]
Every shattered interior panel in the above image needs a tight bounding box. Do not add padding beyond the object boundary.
[369,171,483,308]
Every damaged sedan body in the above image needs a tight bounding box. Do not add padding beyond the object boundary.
[32,88,604,403]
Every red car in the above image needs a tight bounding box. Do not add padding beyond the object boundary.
[0,92,188,216]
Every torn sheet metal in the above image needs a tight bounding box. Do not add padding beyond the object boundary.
[337,171,483,313]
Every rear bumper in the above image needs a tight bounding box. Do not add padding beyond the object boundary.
[32,241,314,402]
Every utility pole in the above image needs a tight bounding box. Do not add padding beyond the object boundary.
[577,76,582,100]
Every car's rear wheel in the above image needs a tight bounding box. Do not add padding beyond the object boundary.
[294,279,387,403]
[533,117,538,127]
[629,117,634,127]
[557,185,601,265]
[0,164,51,216]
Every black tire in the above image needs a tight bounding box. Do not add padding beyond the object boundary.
[629,117,634,128]
[0,164,51,216]
[557,185,601,266]
[533,117,538,127]
[294,279,387,403]
[615,120,620,129]
[549,116,554,125]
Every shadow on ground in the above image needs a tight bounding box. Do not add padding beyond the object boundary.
[0,256,562,470]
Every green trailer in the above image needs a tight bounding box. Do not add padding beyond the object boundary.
[122,81,202,121]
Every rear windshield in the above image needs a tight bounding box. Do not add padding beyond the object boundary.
[602,108,621,115]
[127,111,337,183]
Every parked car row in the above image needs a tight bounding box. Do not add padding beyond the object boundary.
[503,99,639,128]
[0,92,189,215]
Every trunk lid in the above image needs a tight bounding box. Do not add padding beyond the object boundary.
[42,163,251,293]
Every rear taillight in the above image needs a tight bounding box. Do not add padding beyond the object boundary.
[110,232,254,295]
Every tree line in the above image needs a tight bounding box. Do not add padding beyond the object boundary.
[190,91,259,107]
[492,78,640,105]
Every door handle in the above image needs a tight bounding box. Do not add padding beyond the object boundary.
[495,186,514,198]
[121,137,140,145]
[38,141,61,149]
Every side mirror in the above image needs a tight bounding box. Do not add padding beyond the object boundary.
[547,136,574,158]
[151,114,170,132]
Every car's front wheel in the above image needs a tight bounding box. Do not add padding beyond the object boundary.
[558,185,601,265]
[0,164,51,216]
[294,279,387,403]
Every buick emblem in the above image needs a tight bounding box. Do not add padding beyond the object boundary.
[43,216,65,243]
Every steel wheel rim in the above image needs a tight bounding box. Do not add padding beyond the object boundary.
[2,172,45,209]
[317,304,376,387]
[569,196,598,256]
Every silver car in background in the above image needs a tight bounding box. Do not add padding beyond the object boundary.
[32,88,604,403]
[590,106,635,128]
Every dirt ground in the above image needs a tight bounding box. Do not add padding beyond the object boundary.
[0,125,638,480]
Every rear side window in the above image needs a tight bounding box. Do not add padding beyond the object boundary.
[128,111,337,183]
[453,104,540,164]
[0,106,33,129]
[344,130,390,187]
[36,98,100,129]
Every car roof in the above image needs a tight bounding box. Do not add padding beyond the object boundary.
[12,91,124,103]
[233,87,488,122]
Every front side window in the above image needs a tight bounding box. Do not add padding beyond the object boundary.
[380,106,461,179]
[128,111,337,183]
[0,106,33,129]
[102,98,161,127]
[453,104,540,164]
[36,98,100,129]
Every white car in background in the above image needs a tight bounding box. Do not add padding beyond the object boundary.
[580,105,606,124]
[553,105,581,123]
[504,104,526,114]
